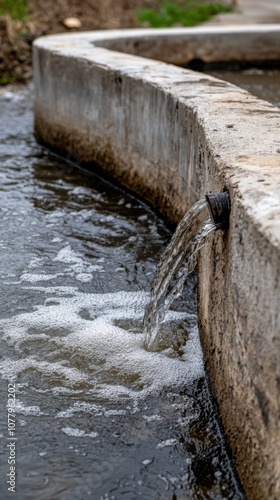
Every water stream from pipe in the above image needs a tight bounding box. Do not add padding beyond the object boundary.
[144,199,215,351]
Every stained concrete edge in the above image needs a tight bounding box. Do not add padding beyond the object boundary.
[33,26,280,499]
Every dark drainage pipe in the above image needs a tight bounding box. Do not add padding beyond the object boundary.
[206,191,230,230]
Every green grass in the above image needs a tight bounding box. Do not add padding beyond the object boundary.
[138,1,233,28]
[0,74,17,85]
[0,0,27,21]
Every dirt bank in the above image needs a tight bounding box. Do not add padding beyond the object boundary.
[0,0,161,84]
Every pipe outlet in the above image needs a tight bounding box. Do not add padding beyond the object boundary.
[205,191,230,230]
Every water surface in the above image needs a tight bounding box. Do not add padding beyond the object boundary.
[0,87,242,499]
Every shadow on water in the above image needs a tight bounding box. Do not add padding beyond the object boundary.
[0,86,244,499]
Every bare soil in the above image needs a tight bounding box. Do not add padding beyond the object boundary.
[0,0,161,84]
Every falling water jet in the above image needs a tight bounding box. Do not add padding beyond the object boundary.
[144,191,230,351]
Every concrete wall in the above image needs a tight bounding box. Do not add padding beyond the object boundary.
[33,26,280,499]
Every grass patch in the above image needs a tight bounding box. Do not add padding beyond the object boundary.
[138,1,233,28]
[0,0,27,21]
[0,74,18,85]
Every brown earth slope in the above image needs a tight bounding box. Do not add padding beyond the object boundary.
[0,0,161,84]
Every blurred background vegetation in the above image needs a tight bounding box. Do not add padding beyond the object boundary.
[138,1,233,28]
[0,0,234,85]
[0,0,27,20]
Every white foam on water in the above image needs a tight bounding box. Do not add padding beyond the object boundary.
[20,273,60,283]
[15,400,46,417]
[105,409,127,417]
[53,245,104,281]
[56,402,105,419]
[61,427,98,438]
[0,358,89,386]
[76,273,93,282]
[71,186,93,196]
[156,438,178,449]
[46,209,66,220]
[142,459,153,466]
[54,245,85,265]
[0,287,204,409]
[142,414,162,422]
[4,274,59,285]
[2,89,27,102]
[28,257,44,269]
[56,402,127,419]
[52,387,84,395]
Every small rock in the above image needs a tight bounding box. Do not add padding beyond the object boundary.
[63,17,82,29]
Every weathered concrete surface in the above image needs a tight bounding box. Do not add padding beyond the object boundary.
[208,0,280,26]
[93,24,280,65]
[33,26,280,499]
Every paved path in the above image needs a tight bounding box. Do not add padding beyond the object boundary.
[207,0,280,25]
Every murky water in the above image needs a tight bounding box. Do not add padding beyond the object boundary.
[144,200,215,352]
[204,66,280,107]
[0,87,243,499]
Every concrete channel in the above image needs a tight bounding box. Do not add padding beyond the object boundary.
[33,25,280,499]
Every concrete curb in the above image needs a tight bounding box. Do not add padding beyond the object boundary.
[33,26,280,499]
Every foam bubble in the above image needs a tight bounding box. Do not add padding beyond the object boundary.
[4,272,61,285]
[2,89,27,102]
[0,358,89,386]
[54,245,84,265]
[52,245,104,281]
[15,400,46,417]
[28,257,43,269]
[56,402,127,419]
[142,459,153,465]
[142,415,162,422]
[20,273,59,283]
[0,288,204,408]
[76,273,93,283]
[61,427,98,438]
[56,402,104,419]
[71,187,92,196]
[156,439,177,449]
